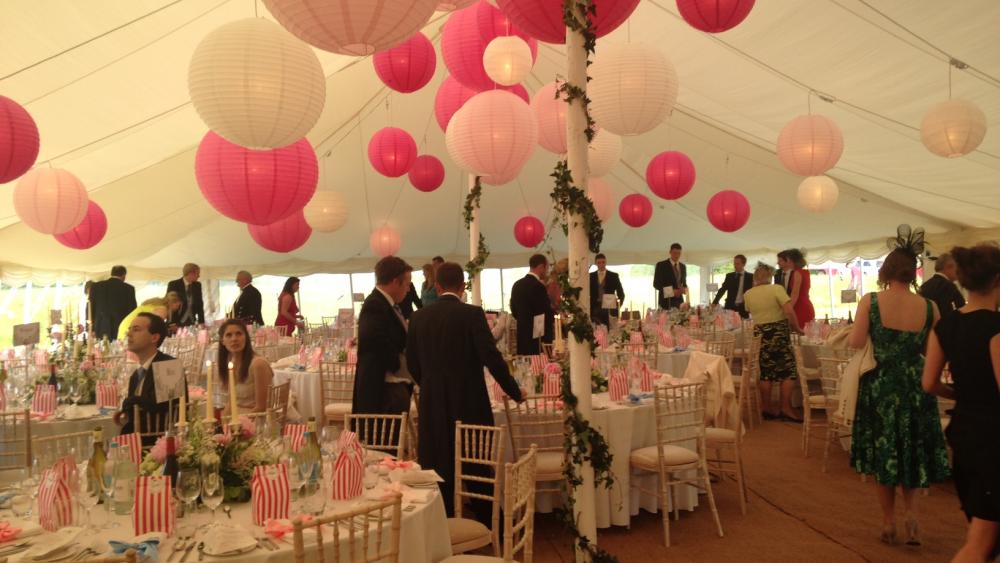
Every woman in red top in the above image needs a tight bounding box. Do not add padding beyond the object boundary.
[780,249,815,330]
[274,276,302,336]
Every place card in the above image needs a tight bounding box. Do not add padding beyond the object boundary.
[13,322,40,346]
[152,359,184,403]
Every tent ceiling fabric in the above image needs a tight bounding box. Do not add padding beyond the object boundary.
[0,0,997,283]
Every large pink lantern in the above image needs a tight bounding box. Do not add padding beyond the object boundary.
[776,114,844,176]
[370,225,402,257]
[619,193,652,228]
[496,0,640,44]
[435,76,528,132]
[408,155,445,192]
[437,0,476,10]
[441,1,538,91]
[481,169,519,186]
[587,177,613,222]
[262,0,438,56]
[445,90,537,178]
[195,132,317,225]
[707,190,750,232]
[0,96,40,184]
[373,32,436,94]
[13,168,89,235]
[248,210,312,252]
[532,82,568,154]
[54,201,107,250]
[368,127,418,177]
[646,151,695,200]
[677,0,756,33]
[514,215,544,248]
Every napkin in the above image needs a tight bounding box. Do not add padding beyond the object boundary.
[364,483,432,504]
[390,469,443,486]
[60,405,90,420]
[272,355,298,369]
[0,520,43,542]
[202,525,257,556]
[264,517,313,540]
[109,538,160,561]
[23,526,81,560]
[379,458,419,471]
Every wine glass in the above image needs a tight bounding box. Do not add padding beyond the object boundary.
[176,468,201,519]
[100,456,118,529]
[68,378,82,407]
[76,463,100,530]
[201,470,223,525]
[320,426,340,458]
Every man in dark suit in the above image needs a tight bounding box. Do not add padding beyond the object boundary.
[90,265,137,340]
[713,254,754,318]
[775,250,792,295]
[166,263,205,326]
[589,253,625,326]
[232,270,264,325]
[397,282,422,320]
[352,256,412,415]
[653,242,687,309]
[920,252,966,315]
[407,262,524,518]
[509,254,553,355]
[116,313,185,437]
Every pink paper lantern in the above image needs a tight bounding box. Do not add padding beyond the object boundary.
[373,32,436,94]
[587,177,613,222]
[437,0,476,10]
[370,225,402,257]
[435,76,528,132]
[441,1,538,91]
[195,131,317,226]
[707,190,750,232]
[646,151,696,200]
[13,168,89,235]
[532,82,568,154]
[408,155,445,192]
[676,0,756,33]
[481,169,520,186]
[445,90,537,178]
[54,201,107,250]
[368,127,417,177]
[514,215,544,248]
[619,193,653,228]
[496,0,640,44]
[0,96,40,184]
[248,210,312,252]
[776,114,844,176]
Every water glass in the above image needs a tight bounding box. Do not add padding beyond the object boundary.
[176,468,201,518]
[201,471,223,524]
[75,463,100,530]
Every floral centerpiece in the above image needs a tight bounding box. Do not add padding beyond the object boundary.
[668,306,694,327]
[591,368,608,393]
[32,323,102,403]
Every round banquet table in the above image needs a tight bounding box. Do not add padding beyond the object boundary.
[656,349,692,377]
[272,368,323,422]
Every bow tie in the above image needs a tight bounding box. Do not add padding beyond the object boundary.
[109,539,160,560]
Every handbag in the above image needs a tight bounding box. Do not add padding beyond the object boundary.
[836,336,876,430]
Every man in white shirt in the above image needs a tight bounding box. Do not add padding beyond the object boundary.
[116,313,180,436]
[713,254,754,318]
[509,254,554,354]
[653,243,688,309]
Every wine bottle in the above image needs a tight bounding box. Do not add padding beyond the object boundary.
[162,435,179,489]
[48,364,58,387]
[113,444,138,515]
[86,427,107,497]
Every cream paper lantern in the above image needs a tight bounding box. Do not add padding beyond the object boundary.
[532,82,568,154]
[370,225,402,257]
[589,44,678,136]
[303,191,349,232]
[588,129,622,177]
[587,177,613,222]
[920,99,987,158]
[188,18,326,150]
[797,175,839,213]
[483,36,533,87]
[776,114,844,176]
[13,168,89,235]
[445,90,537,178]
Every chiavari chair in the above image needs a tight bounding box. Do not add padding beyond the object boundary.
[292,495,401,563]
[502,394,564,494]
[448,422,505,556]
[344,413,408,459]
[320,361,355,428]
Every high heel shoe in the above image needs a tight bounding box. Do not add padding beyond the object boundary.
[904,517,921,546]
[880,524,897,545]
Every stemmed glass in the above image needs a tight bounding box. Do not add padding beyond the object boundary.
[75,462,100,530]
[176,468,201,519]
[101,455,118,528]
[200,469,224,525]
[320,426,340,458]
[68,378,82,407]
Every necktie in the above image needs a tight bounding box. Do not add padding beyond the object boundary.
[134,367,147,397]
[392,304,408,331]
[736,274,745,304]
[673,262,681,287]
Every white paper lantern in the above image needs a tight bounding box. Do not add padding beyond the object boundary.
[303,191,349,232]
[776,114,844,176]
[532,82,568,154]
[445,90,537,178]
[188,18,326,150]
[587,177,613,222]
[13,168,89,235]
[483,36,533,86]
[589,44,678,136]
[370,225,402,257]
[588,129,622,177]
[797,176,839,213]
[920,99,987,158]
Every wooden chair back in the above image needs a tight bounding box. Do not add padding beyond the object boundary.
[704,333,736,368]
[792,345,822,398]
[818,357,848,407]
[77,549,138,563]
[292,494,402,563]
[320,362,355,405]
[344,413,408,459]
[132,404,176,446]
[268,381,290,424]
[500,446,538,563]
[652,383,707,449]
[34,430,94,466]
[454,422,505,547]
[502,395,564,461]
[0,409,31,470]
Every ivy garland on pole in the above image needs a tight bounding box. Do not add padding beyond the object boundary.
[463,176,489,291]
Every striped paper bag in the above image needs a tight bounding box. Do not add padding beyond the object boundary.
[543,363,562,396]
[640,363,654,392]
[594,326,608,348]
[132,476,175,536]
[96,382,119,409]
[114,433,143,465]
[530,355,546,376]
[489,377,507,402]
[251,464,290,525]
[346,348,357,366]
[309,347,323,371]
[283,424,306,453]
[32,384,56,415]
[37,467,74,531]
[715,315,725,329]
[629,332,644,354]
[330,444,364,500]
[608,368,628,401]
[297,346,307,366]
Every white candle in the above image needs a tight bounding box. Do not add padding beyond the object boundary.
[178,392,186,427]
[227,361,238,425]
[204,361,213,422]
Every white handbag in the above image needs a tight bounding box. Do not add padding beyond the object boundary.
[837,336,877,430]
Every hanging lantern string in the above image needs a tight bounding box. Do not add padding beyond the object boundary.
[515,178,533,215]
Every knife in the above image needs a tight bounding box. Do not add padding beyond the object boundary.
[178,540,197,563]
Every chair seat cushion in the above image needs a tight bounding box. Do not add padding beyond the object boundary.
[535,451,565,478]
[630,444,699,470]
[324,403,352,417]
[448,517,491,545]
[441,556,502,563]
[705,427,737,444]
[807,395,827,407]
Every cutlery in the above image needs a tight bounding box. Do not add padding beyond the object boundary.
[168,538,188,562]
[222,505,232,519]
[178,540,198,563]
[197,542,205,561]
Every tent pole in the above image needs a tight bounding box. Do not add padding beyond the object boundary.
[468,173,482,307]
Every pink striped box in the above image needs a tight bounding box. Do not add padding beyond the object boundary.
[96,382,119,409]
[283,424,306,453]
[331,432,364,500]
[32,384,56,415]
[132,476,175,536]
[37,466,74,531]
[608,368,628,402]
[114,433,143,465]
[543,363,562,396]
[252,464,290,525]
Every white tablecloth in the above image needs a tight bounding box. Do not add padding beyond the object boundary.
[656,350,691,376]
[272,368,322,422]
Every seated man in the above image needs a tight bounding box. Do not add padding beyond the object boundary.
[116,312,185,437]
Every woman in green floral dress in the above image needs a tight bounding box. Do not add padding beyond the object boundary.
[848,247,951,547]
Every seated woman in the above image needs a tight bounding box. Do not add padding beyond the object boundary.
[217,319,274,416]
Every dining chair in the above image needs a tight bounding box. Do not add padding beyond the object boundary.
[502,394,565,494]
[818,356,850,473]
[268,381,290,424]
[449,422,505,556]
[34,431,93,466]
[706,362,750,515]
[344,413,408,459]
[0,409,31,471]
[292,494,402,563]
[704,333,736,372]
[792,345,826,457]
[77,549,138,563]
[731,334,762,430]
[132,404,176,448]
[320,361,355,428]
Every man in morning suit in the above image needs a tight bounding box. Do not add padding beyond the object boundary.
[116,313,186,438]
[919,252,966,315]
[90,265,136,340]
[589,253,625,326]
[406,262,524,518]
[653,242,687,309]
[775,250,792,295]
[509,254,554,355]
[352,256,413,416]
[232,270,264,325]
[166,263,205,326]
[713,254,754,318]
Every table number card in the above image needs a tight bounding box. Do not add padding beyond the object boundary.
[13,322,40,346]
[152,358,185,403]
[840,289,858,303]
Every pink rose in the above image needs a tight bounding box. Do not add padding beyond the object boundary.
[213,433,232,446]
[188,387,205,400]
[239,415,255,438]
[80,360,93,371]
[150,436,168,464]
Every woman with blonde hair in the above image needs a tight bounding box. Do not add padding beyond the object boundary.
[420,263,439,306]
[116,297,169,340]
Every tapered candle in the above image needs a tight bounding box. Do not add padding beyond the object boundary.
[227,361,238,425]
[204,360,213,421]
[178,391,186,427]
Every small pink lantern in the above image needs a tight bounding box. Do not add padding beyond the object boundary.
[441,1,538,91]
[676,0,756,33]
[496,0,640,44]
[619,193,653,228]
[54,201,107,250]
[445,90,537,178]
[408,155,445,192]
[706,190,750,232]
[776,114,844,176]
[368,127,417,177]
[435,76,528,132]
[195,132,317,225]
[514,215,544,248]
[248,210,312,252]
[646,151,696,200]
[532,82,567,154]
[13,168,89,235]
[370,225,402,257]
[0,96,40,184]
[373,32,436,94]
[587,177,613,222]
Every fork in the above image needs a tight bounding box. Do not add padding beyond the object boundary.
[71,547,97,561]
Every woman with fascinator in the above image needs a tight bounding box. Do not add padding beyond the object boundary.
[848,225,951,547]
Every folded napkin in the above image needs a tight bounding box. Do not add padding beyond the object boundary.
[272,355,298,369]
[265,516,314,540]
[0,521,42,542]
[379,458,419,471]
[390,469,443,486]
[364,483,432,504]
[60,405,91,420]
[23,526,82,560]
[203,525,257,556]
[109,538,159,561]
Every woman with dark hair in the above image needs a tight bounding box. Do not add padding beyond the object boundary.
[275,277,302,336]
[848,226,950,547]
[780,249,815,330]
[923,244,1000,562]
[218,319,274,415]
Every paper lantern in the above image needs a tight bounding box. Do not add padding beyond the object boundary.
[445,90,537,178]
[481,169,520,186]
[54,201,107,250]
[435,76,528,132]
[707,190,750,232]
[303,191,349,232]
[920,99,987,158]
[437,0,477,10]
[248,210,312,252]
[483,36,533,86]
[587,177,613,222]
[370,225,402,257]
[373,32,437,94]
[263,0,437,56]
[676,0,756,33]
[514,215,544,248]
[797,176,839,213]
[195,132,318,225]
[13,168,89,235]
[532,82,568,154]
[441,0,538,91]
[776,114,844,176]
[188,18,326,150]
[408,155,446,192]
[619,193,652,228]
[0,96,40,184]
[588,129,622,177]
[646,151,695,200]
[590,44,678,136]
[495,0,640,44]
[368,127,418,177]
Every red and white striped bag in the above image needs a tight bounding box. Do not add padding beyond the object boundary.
[96,382,119,409]
[330,437,364,500]
[489,377,507,402]
[283,424,306,453]
[0,386,6,411]
[132,475,175,536]
[32,384,56,415]
[530,355,546,376]
[297,346,307,366]
[628,331,644,354]
[346,349,357,366]
[309,347,323,371]
[37,466,74,531]
[640,363,654,392]
[608,368,628,402]
[543,363,562,396]
[114,433,143,465]
[251,464,290,525]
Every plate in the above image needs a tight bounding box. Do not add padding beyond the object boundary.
[205,543,256,557]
